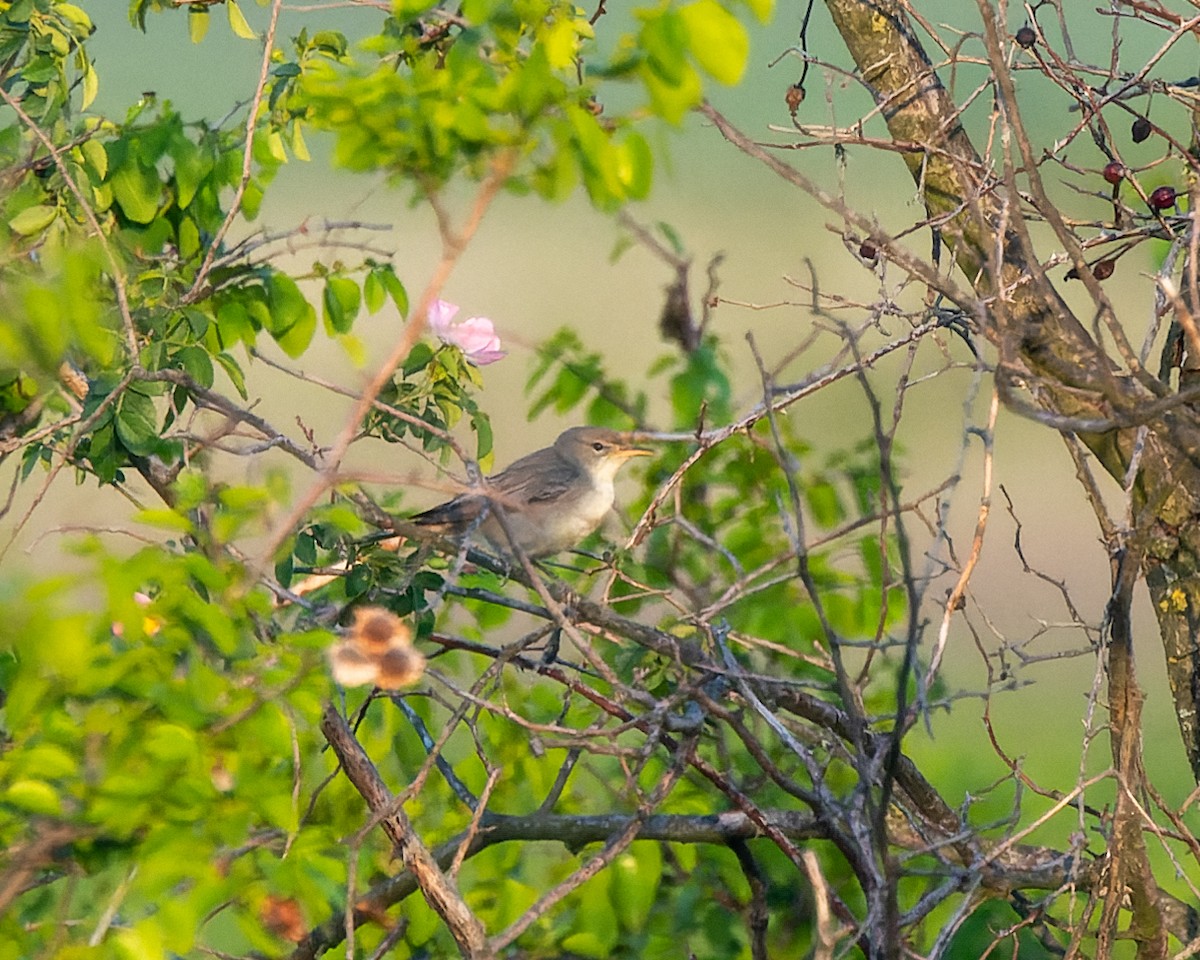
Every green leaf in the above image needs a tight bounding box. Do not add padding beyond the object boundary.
[295,532,317,565]
[742,0,773,23]
[364,269,386,314]
[680,0,748,85]
[80,60,99,110]
[322,276,361,334]
[311,30,348,57]
[8,204,58,236]
[227,0,256,38]
[109,158,160,224]
[4,779,62,816]
[611,846,662,932]
[215,353,248,398]
[615,131,653,199]
[266,274,317,358]
[215,300,256,348]
[346,564,373,598]
[805,479,843,527]
[640,8,689,85]
[188,8,209,43]
[81,138,108,180]
[176,345,214,388]
[116,388,159,456]
[134,508,195,533]
[382,266,408,316]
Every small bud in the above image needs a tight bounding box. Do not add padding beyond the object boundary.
[1015,26,1036,49]
[1102,161,1124,185]
[1149,185,1177,210]
[785,83,805,117]
[1131,117,1153,143]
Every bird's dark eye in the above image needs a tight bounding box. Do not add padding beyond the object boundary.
[592,442,605,452]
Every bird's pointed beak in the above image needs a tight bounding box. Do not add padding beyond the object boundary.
[616,440,653,460]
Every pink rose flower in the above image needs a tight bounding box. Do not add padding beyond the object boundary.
[428,299,507,365]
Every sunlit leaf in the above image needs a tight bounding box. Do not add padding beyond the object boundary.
[227,0,256,39]
[8,204,58,236]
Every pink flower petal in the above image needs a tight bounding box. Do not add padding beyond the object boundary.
[427,302,506,365]
[427,299,458,339]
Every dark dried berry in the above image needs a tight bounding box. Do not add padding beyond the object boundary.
[1131,117,1153,143]
[1065,265,1080,280]
[1149,185,1177,210]
[1015,26,1037,49]
[1092,260,1115,280]
[859,240,877,260]
[1102,161,1124,185]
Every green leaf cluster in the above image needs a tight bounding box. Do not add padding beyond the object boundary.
[296,0,769,208]
[0,546,361,959]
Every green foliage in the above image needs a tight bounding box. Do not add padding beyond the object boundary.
[0,0,97,122]
[0,546,345,958]
[296,0,769,207]
[0,0,995,958]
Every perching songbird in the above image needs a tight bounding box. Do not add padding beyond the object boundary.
[409,426,652,558]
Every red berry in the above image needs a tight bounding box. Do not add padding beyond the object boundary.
[1132,117,1153,143]
[1102,161,1124,185]
[1149,186,1177,210]
[1015,26,1036,49]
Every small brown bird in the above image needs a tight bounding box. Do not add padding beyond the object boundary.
[409,426,652,558]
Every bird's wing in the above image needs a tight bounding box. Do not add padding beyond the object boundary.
[410,493,488,528]
[490,455,581,505]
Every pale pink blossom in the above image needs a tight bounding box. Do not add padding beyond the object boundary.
[428,299,506,365]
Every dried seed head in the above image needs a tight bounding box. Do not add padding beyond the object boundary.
[374,647,426,690]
